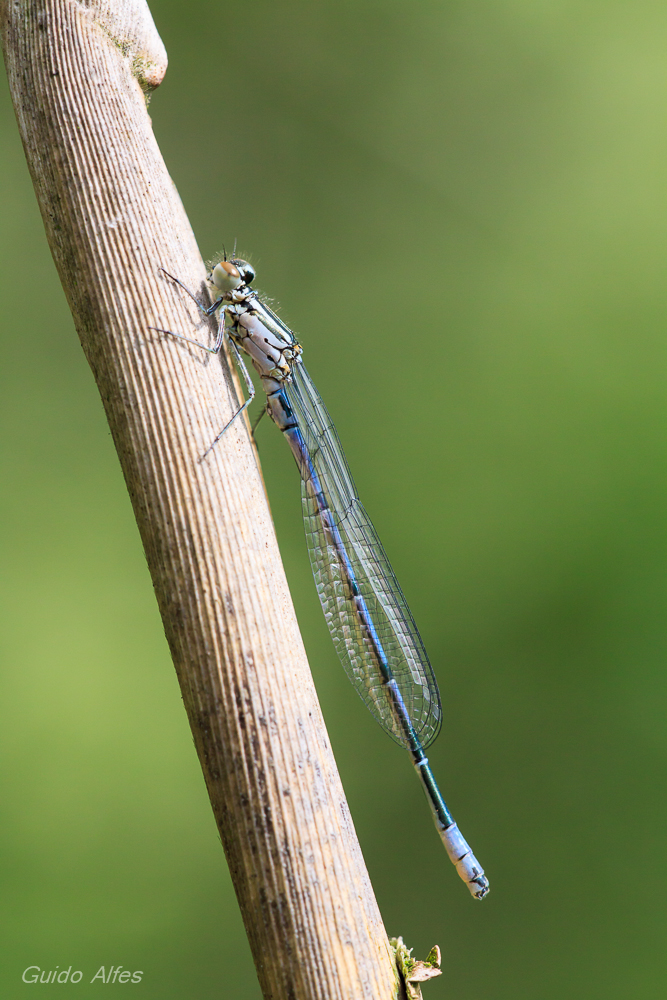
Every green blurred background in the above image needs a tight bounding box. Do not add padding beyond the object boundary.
[1,1,666,997]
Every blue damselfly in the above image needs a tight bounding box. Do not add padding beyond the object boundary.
[151,257,489,899]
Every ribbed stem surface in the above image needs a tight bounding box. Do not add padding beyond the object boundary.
[0,2,398,996]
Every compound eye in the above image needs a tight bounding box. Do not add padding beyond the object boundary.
[209,261,242,292]
[231,259,255,285]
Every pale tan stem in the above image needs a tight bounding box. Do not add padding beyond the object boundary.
[0,1,399,996]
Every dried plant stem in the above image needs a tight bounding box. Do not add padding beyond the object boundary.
[0,1,398,996]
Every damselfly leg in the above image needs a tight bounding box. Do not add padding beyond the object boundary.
[149,268,256,448]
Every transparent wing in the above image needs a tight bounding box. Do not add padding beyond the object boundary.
[283,360,442,749]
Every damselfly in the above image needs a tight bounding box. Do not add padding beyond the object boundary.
[151,257,489,899]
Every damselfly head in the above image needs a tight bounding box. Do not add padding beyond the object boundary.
[208,258,255,294]
[230,259,255,286]
[208,260,242,293]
